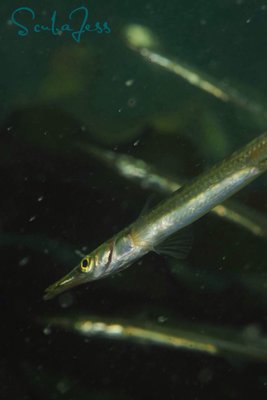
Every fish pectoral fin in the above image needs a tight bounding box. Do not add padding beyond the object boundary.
[154,226,193,259]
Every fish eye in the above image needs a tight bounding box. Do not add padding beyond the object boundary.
[80,257,93,272]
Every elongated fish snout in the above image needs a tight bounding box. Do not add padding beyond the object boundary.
[43,266,87,300]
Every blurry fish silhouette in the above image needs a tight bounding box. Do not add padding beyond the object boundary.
[40,314,267,362]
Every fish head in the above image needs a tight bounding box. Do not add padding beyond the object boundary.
[43,243,111,300]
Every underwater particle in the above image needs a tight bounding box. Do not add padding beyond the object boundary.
[6,126,13,132]
[57,380,70,394]
[81,125,86,132]
[19,257,30,267]
[43,326,52,335]
[133,139,140,147]
[259,376,267,386]
[246,18,252,23]
[127,97,137,108]
[198,368,213,384]
[43,131,48,136]
[75,249,86,257]
[28,216,36,222]
[242,324,261,341]
[58,292,74,308]
[125,79,134,87]
[37,196,44,202]
[157,316,168,323]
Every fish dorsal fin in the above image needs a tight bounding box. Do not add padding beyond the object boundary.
[154,226,193,259]
[139,194,164,218]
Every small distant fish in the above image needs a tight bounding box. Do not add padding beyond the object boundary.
[124,25,267,121]
[44,133,267,299]
[82,143,267,239]
[39,314,267,361]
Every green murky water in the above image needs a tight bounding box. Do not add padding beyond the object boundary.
[1,1,267,399]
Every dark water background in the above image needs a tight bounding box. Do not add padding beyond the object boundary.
[1,1,267,399]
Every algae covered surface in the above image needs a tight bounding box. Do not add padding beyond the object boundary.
[1,1,267,399]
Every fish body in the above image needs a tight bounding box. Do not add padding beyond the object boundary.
[41,314,267,361]
[44,133,267,299]
[84,143,267,238]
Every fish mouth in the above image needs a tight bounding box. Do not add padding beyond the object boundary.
[43,266,86,300]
